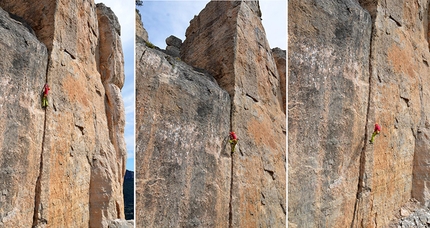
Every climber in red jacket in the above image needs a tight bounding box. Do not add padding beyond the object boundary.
[229,131,238,153]
[370,123,381,144]
[42,84,50,108]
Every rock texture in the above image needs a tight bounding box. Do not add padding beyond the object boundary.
[289,0,430,227]
[165,35,182,57]
[135,10,148,43]
[181,1,286,227]
[135,40,231,226]
[288,1,372,226]
[0,7,48,228]
[0,1,126,227]
[93,3,127,227]
[107,219,134,228]
[388,199,430,227]
[272,47,286,113]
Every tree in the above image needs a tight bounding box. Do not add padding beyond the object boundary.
[136,0,143,6]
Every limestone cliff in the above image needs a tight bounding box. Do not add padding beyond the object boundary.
[135,10,148,44]
[289,0,430,227]
[136,0,286,227]
[0,1,126,227]
[136,41,231,227]
[272,47,286,113]
[181,1,286,226]
[0,7,48,228]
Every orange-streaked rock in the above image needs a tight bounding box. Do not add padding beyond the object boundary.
[0,1,126,227]
[181,1,286,226]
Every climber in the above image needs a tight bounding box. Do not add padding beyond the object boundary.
[42,84,50,108]
[229,131,238,153]
[369,123,381,144]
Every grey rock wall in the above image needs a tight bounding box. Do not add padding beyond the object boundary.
[0,6,48,228]
[135,40,231,227]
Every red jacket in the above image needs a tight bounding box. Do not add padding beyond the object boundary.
[374,123,381,132]
[230,132,238,140]
[44,84,50,95]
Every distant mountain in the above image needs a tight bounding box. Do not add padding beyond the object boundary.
[123,170,134,220]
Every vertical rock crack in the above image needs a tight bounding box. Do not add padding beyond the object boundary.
[32,58,50,227]
[228,102,234,228]
[351,22,374,228]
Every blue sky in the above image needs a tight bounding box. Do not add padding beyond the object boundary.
[92,0,286,172]
[95,0,135,171]
[138,0,286,50]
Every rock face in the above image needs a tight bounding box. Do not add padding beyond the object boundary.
[288,1,371,226]
[93,3,127,227]
[181,1,286,227]
[0,7,48,228]
[272,47,286,113]
[135,41,231,226]
[289,0,430,227]
[165,35,182,57]
[135,10,148,43]
[108,219,134,228]
[0,1,126,227]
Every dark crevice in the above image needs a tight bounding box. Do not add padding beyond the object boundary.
[266,65,277,78]
[32,115,47,227]
[75,124,85,135]
[228,152,234,228]
[260,192,266,205]
[411,127,417,140]
[264,169,275,180]
[88,21,97,37]
[400,96,410,107]
[32,58,50,228]
[389,15,402,27]
[228,9,240,226]
[7,11,35,35]
[351,9,374,228]
[64,49,76,60]
[422,58,429,67]
[280,202,286,215]
[165,55,175,67]
[228,101,234,228]
[139,49,146,63]
[245,93,258,102]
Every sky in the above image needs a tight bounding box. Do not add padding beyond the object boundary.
[95,0,135,171]
[138,0,286,50]
[91,0,286,172]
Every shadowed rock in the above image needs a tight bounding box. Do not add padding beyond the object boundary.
[0,1,127,227]
[181,1,286,227]
[289,0,430,227]
[135,38,231,227]
[0,6,48,228]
